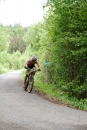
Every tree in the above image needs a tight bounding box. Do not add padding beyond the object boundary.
[0,25,10,52]
[8,24,28,53]
[44,0,87,98]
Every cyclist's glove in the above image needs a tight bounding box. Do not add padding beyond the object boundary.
[24,66,28,69]
[38,69,41,71]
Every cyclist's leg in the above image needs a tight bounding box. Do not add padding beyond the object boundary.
[24,69,28,84]
[32,65,36,71]
[31,66,36,82]
[27,67,34,93]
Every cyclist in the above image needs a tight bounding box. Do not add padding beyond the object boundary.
[24,56,41,84]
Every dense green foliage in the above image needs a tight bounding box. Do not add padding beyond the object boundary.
[0,25,10,51]
[0,24,26,70]
[43,0,87,99]
[8,24,28,53]
[0,0,87,110]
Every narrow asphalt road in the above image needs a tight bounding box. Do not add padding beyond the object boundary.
[0,70,87,130]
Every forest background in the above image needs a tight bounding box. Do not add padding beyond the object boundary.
[0,0,87,111]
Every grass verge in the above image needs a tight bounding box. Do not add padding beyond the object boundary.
[34,77,87,111]
[21,70,87,111]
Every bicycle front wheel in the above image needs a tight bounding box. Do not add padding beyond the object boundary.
[24,78,28,91]
[27,74,34,93]
[24,81,28,90]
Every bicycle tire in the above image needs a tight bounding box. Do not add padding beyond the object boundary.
[24,77,29,91]
[27,74,34,93]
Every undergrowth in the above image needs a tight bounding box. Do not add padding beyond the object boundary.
[21,70,87,111]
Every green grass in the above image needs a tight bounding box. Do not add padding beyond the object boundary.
[0,68,11,74]
[21,70,87,111]
[34,78,87,111]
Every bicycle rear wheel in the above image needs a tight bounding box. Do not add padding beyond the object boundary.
[27,74,34,93]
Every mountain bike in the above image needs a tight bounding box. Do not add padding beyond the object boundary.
[24,68,40,93]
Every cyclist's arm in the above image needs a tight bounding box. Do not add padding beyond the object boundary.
[24,61,27,66]
[37,62,41,70]
[24,61,29,68]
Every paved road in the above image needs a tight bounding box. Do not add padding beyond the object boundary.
[0,70,87,130]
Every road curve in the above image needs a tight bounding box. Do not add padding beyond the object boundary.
[0,70,87,130]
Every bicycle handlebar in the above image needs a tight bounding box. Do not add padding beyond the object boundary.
[28,68,41,74]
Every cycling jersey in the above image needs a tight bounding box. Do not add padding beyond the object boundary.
[27,59,38,68]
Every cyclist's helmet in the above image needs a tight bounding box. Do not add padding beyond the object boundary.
[32,56,37,61]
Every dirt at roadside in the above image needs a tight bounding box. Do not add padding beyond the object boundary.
[34,88,64,105]
[19,76,87,112]
[19,76,71,107]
